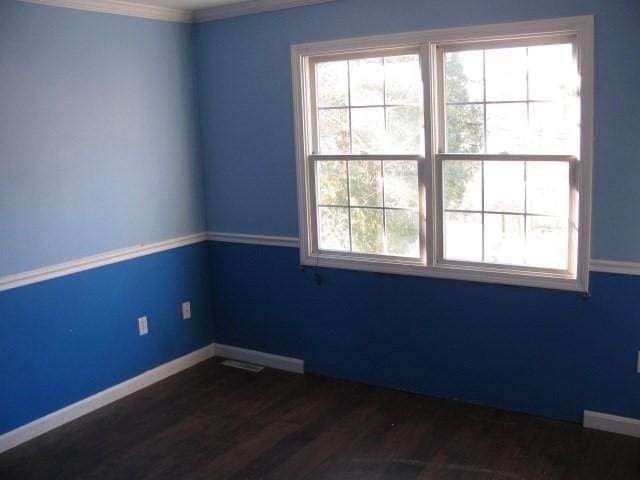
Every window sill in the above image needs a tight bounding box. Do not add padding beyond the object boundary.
[302,253,587,292]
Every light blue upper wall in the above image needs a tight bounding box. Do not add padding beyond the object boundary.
[195,0,640,262]
[0,0,206,277]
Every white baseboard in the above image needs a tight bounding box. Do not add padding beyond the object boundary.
[0,343,215,454]
[583,410,640,438]
[214,343,304,374]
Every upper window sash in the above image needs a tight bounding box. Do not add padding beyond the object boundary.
[434,35,579,157]
[308,48,424,156]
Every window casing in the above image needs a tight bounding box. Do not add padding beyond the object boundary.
[291,17,593,291]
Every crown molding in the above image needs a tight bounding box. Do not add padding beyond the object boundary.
[20,0,193,23]
[193,0,336,23]
[20,0,337,23]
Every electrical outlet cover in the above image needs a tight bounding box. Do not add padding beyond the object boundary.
[138,316,148,336]
[182,301,191,320]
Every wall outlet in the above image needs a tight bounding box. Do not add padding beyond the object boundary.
[182,301,191,320]
[138,316,148,336]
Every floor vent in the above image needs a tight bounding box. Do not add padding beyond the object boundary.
[221,359,264,373]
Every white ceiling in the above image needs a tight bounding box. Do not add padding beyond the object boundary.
[126,0,250,11]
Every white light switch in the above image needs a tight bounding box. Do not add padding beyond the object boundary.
[138,316,148,336]
[182,301,191,320]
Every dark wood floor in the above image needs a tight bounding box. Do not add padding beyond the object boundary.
[1,358,639,479]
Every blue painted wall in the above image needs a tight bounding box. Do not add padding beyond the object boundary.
[0,1,212,436]
[195,0,640,262]
[197,0,640,424]
[0,0,206,277]
[210,242,640,423]
[1,0,639,436]
[0,242,213,435]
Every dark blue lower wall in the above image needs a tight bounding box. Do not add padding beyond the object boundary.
[0,242,213,435]
[210,241,640,423]
[3,240,637,435]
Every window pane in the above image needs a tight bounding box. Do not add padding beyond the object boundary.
[446,104,484,153]
[445,50,484,103]
[386,105,422,153]
[351,107,385,154]
[528,44,575,102]
[383,161,418,209]
[318,207,350,251]
[486,103,528,154]
[351,207,384,254]
[349,58,384,106]
[386,210,420,258]
[529,101,578,154]
[317,161,348,206]
[443,160,481,211]
[316,61,348,108]
[526,216,568,270]
[318,108,350,154]
[484,161,525,213]
[484,214,525,265]
[485,47,527,101]
[444,212,482,261]
[385,55,421,105]
[349,161,382,207]
[526,162,570,217]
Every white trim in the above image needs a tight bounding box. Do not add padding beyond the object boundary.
[4,231,634,294]
[0,233,208,293]
[20,0,337,23]
[206,231,299,248]
[583,410,640,439]
[19,0,192,22]
[589,259,640,276]
[213,343,304,374]
[291,16,594,293]
[194,0,335,23]
[207,231,640,277]
[0,344,215,454]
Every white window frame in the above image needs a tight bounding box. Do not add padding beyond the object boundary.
[291,16,593,292]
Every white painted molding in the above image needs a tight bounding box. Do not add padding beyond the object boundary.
[0,344,215,454]
[291,16,595,293]
[194,0,336,23]
[0,232,208,293]
[20,0,337,23]
[205,232,640,277]
[589,259,640,276]
[214,343,304,374]
[207,231,299,248]
[20,0,192,22]
[3,231,634,293]
[583,410,640,438]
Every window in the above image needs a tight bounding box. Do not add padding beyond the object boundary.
[292,17,593,291]
[312,52,424,259]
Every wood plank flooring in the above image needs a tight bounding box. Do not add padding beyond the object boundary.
[1,358,639,479]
